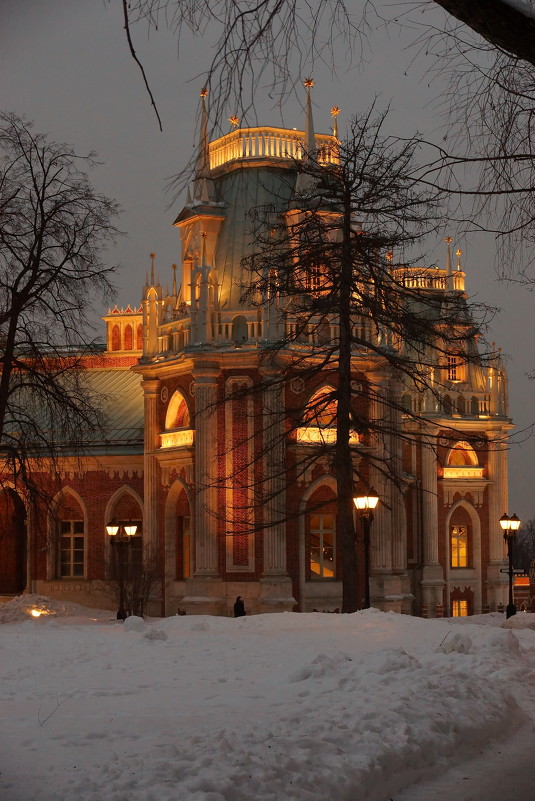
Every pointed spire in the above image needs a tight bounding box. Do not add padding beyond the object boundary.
[445,237,452,272]
[150,253,156,285]
[331,106,340,139]
[191,88,215,204]
[444,237,454,291]
[171,263,178,297]
[296,79,317,196]
[196,88,210,179]
[201,232,207,267]
[303,78,316,159]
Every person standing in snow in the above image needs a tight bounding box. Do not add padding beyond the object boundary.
[233,596,246,617]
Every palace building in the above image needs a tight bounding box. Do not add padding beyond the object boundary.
[0,90,513,618]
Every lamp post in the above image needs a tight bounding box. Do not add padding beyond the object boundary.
[499,512,521,619]
[106,520,138,620]
[353,489,380,609]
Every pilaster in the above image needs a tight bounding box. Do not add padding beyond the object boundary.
[193,364,220,576]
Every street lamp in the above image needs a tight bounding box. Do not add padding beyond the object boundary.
[353,489,380,609]
[499,512,521,619]
[106,519,138,620]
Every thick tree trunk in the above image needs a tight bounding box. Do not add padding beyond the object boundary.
[337,190,359,613]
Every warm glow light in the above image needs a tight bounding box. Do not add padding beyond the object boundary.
[500,513,521,533]
[106,521,119,536]
[353,491,380,511]
[124,523,138,537]
[31,609,42,617]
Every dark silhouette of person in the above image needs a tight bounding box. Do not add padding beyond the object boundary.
[234,595,246,617]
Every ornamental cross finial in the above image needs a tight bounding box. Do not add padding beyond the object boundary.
[304,77,314,89]
[200,87,208,98]
[445,236,452,244]
[455,248,462,270]
[228,115,239,129]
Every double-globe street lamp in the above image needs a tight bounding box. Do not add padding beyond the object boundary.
[106,520,138,620]
[499,512,521,619]
[353,489,380,609]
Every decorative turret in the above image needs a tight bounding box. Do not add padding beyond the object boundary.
[142,253,163,358]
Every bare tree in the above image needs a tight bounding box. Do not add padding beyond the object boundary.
[117,1,535,279]
[214,109,496,612]
[0,112,120,493]
[513,519,535,572]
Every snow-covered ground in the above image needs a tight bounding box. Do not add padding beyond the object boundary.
[1,596,535,801]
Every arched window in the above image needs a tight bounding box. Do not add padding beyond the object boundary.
[56,492,86,579]
[165,390,191,431]
[107,492,144,595]
[231,315,248,345]
[450,525,468,567]
[111,324,120,351]
[124,324,133,350]
[136,323,143,350]
[305,387,337,428]
[447,442,478,467]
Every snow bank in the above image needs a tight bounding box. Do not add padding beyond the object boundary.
[0,602,532,801]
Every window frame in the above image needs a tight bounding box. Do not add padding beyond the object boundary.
[450,524,469,568]
[309,513,336,579]
[59,519,85,579]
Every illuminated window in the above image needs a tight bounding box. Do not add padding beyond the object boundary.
[452,599,468,617]
[447,354,464,382]
[60,520,84,578]
[450,525,468,568]
[309,514,336,578]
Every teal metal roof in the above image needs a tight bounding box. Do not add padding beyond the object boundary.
[83,367,144,451]
[214,165,296,309]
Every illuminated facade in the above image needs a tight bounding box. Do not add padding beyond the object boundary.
[0,91,513,618]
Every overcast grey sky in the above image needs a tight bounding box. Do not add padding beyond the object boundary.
[2,0,535,520]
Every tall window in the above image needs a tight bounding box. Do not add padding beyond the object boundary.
[309,514,336,578]
[60,520,84,578]
[447,354,464,382]
[452,599,468,617]
[450,525,468,567]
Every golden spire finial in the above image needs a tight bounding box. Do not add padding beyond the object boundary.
[455,248,462,271]
[304,77,314,89]
[331,105,340,139]
[200,87,208,98]
[386,251,393,263]
[445,236,452,244]
[228,115,239,129]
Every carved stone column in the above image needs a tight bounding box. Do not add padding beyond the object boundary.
[259,373,295,612]
[142,378,160,556]
[486,429,509,607]
[367,374,393,576]
[192,365,219,576]
[420,428,445,615]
